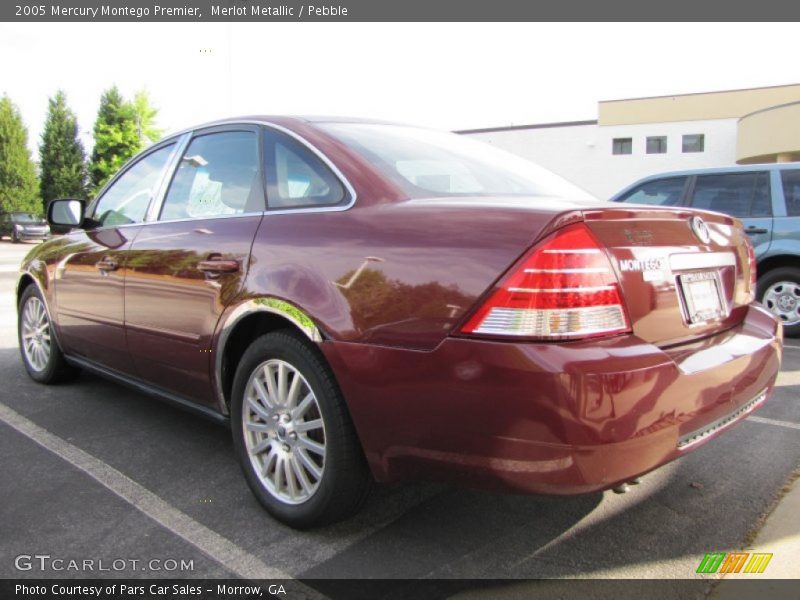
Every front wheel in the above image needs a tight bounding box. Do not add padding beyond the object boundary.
[11,229,20,243]
[758,266,800,338]
[230,331,371,528]
[18,285,80,383]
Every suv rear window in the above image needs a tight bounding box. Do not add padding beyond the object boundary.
[689,172,771,218]
[781,170,800,216]
[616,177,687,206]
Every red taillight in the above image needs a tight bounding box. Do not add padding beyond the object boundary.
[461,222,631,340]
[744,235,757,303]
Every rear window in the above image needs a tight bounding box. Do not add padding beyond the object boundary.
[615,177,687,206]
[318,123,593,201]
[781,170,800,216]
[689,172,771,218]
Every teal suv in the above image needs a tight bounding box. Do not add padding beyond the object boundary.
[613,163,800,336]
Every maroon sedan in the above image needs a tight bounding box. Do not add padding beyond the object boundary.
[18,117,782,528]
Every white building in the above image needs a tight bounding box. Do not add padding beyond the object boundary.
[459,84,800,199]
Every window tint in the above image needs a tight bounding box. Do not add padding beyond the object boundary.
[682,134,705,153]
[616,177,686,206]
[160,131,261,221]
[92,144,174,227]
[263,129,346,209]
[646,136,667,154]
[689,172,771,218]
[612,138,632,155]
[782,170,800,216]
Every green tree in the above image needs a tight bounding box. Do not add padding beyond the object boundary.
[39,90,88,209]
[89,86,141,192]
[0,95,39,214]
[132,90,162,145]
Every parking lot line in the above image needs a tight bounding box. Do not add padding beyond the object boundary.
[0,401,292,581]
[747,415,800,431]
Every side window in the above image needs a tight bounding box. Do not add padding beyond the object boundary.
[160,131,262,221]
[264,129,347,209]
[781,170,800,217]
[616,177,686,206]
[689,172,771,218]
[92,144,174,227]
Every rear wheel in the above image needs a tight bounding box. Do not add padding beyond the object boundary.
[758,267,800,338]
[18,285,80,383]
[231,330,371,528]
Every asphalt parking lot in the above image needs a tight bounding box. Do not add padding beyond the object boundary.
[0,240,798,594]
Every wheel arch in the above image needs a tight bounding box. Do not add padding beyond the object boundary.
[213,297,325,415]
[757,254,800,279]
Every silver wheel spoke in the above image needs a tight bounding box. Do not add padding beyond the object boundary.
[252,377,273,409]
[298,436,325,456]
[245,421,272,433]
[246,396,272,421]
[249,437,272,456]
[295,418,323,433]
[292,393,314,420]
[297,448,322,480]
[277,362,288,405]
[290,454,313,494]
[286,374,302,408]
[263,364,279,407]
[284,456,298,499]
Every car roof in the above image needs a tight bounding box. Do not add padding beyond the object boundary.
[161,115,409,141]
[631,162,800,180]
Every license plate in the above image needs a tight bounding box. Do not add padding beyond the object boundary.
[680,271,725,324]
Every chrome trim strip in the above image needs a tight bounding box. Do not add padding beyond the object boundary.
[213,298,323,415]
[677,389,768,451]
[669,252,736,271]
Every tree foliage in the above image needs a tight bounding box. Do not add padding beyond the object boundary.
[39,90,88,208]
[132,90,162,145]
[89,86,142,192]
[0,95,40,214]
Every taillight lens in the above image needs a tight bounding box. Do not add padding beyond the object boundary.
[744,235,757,303]
[461,222,631,340]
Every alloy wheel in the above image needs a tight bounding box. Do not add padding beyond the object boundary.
[242,359,326,505]
[763,280,800,326]
[21,296,51,372]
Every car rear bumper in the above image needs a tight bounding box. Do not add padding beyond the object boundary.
[322,303,782,494]
[15,230,49,240]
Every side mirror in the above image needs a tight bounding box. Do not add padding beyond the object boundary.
[47,199,85,234]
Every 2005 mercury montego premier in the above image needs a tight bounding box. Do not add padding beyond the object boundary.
[17,117,782,528]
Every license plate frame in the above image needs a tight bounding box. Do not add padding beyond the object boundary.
[679,270,725,324]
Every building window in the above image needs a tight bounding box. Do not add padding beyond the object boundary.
[646,136,667,154]
[682,134,705,153]
[612,138,632,155]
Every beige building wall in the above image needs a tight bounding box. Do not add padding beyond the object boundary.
[737,101,800,164]
[599,84,800,126]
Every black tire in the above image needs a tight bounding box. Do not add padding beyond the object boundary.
[231,330,371,528]
[11,230,19,243]
[757,266,800,338]
[18,285,81,383]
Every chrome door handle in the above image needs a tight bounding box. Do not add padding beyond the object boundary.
[197,258,239,274]
[745,227,768,235]
[95,257,119,272]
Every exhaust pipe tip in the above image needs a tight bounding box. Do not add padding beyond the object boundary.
[612,483,630,494]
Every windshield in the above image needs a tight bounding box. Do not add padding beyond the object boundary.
[319,123,594,201]
[12,213,43,224]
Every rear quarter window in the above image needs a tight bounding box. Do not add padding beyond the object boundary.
[616,177,687,206]
[781,170,800,216]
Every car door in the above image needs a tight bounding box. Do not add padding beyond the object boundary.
[687,171,773,258]
[54,142,178,373]
[123,125,264,407]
